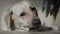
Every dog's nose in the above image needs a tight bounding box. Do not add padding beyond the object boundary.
[32,18,41,27]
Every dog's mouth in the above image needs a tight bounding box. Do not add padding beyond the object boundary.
[29,25,53,32]
[23,19,53,32]
[23,24,53,32]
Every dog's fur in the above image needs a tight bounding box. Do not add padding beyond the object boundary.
[1,0,59,32]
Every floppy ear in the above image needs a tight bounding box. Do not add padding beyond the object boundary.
[5,11,16,31]
[30,7,38,16]
[9,11,16,31]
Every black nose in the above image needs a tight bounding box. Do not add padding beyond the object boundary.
[32,18,41,27]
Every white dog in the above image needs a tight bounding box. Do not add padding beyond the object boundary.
[1,0,59,32]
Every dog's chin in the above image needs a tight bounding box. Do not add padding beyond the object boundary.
[23,25,33,29]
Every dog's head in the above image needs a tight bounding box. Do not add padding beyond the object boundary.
[8,1,41,31]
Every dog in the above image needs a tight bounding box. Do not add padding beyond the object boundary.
[1,0,59,32]
[1,1,41,31]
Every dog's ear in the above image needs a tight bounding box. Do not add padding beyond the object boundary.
[30,7,38,16]
[9,11,16,31]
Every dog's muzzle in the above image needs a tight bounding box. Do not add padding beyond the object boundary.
[32,18,41,28]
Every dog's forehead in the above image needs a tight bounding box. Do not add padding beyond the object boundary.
[11,1,32,16]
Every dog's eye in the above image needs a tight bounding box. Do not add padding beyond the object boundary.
[30,7,36,11]
[20,12,25,16]
[30,7,38,16]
